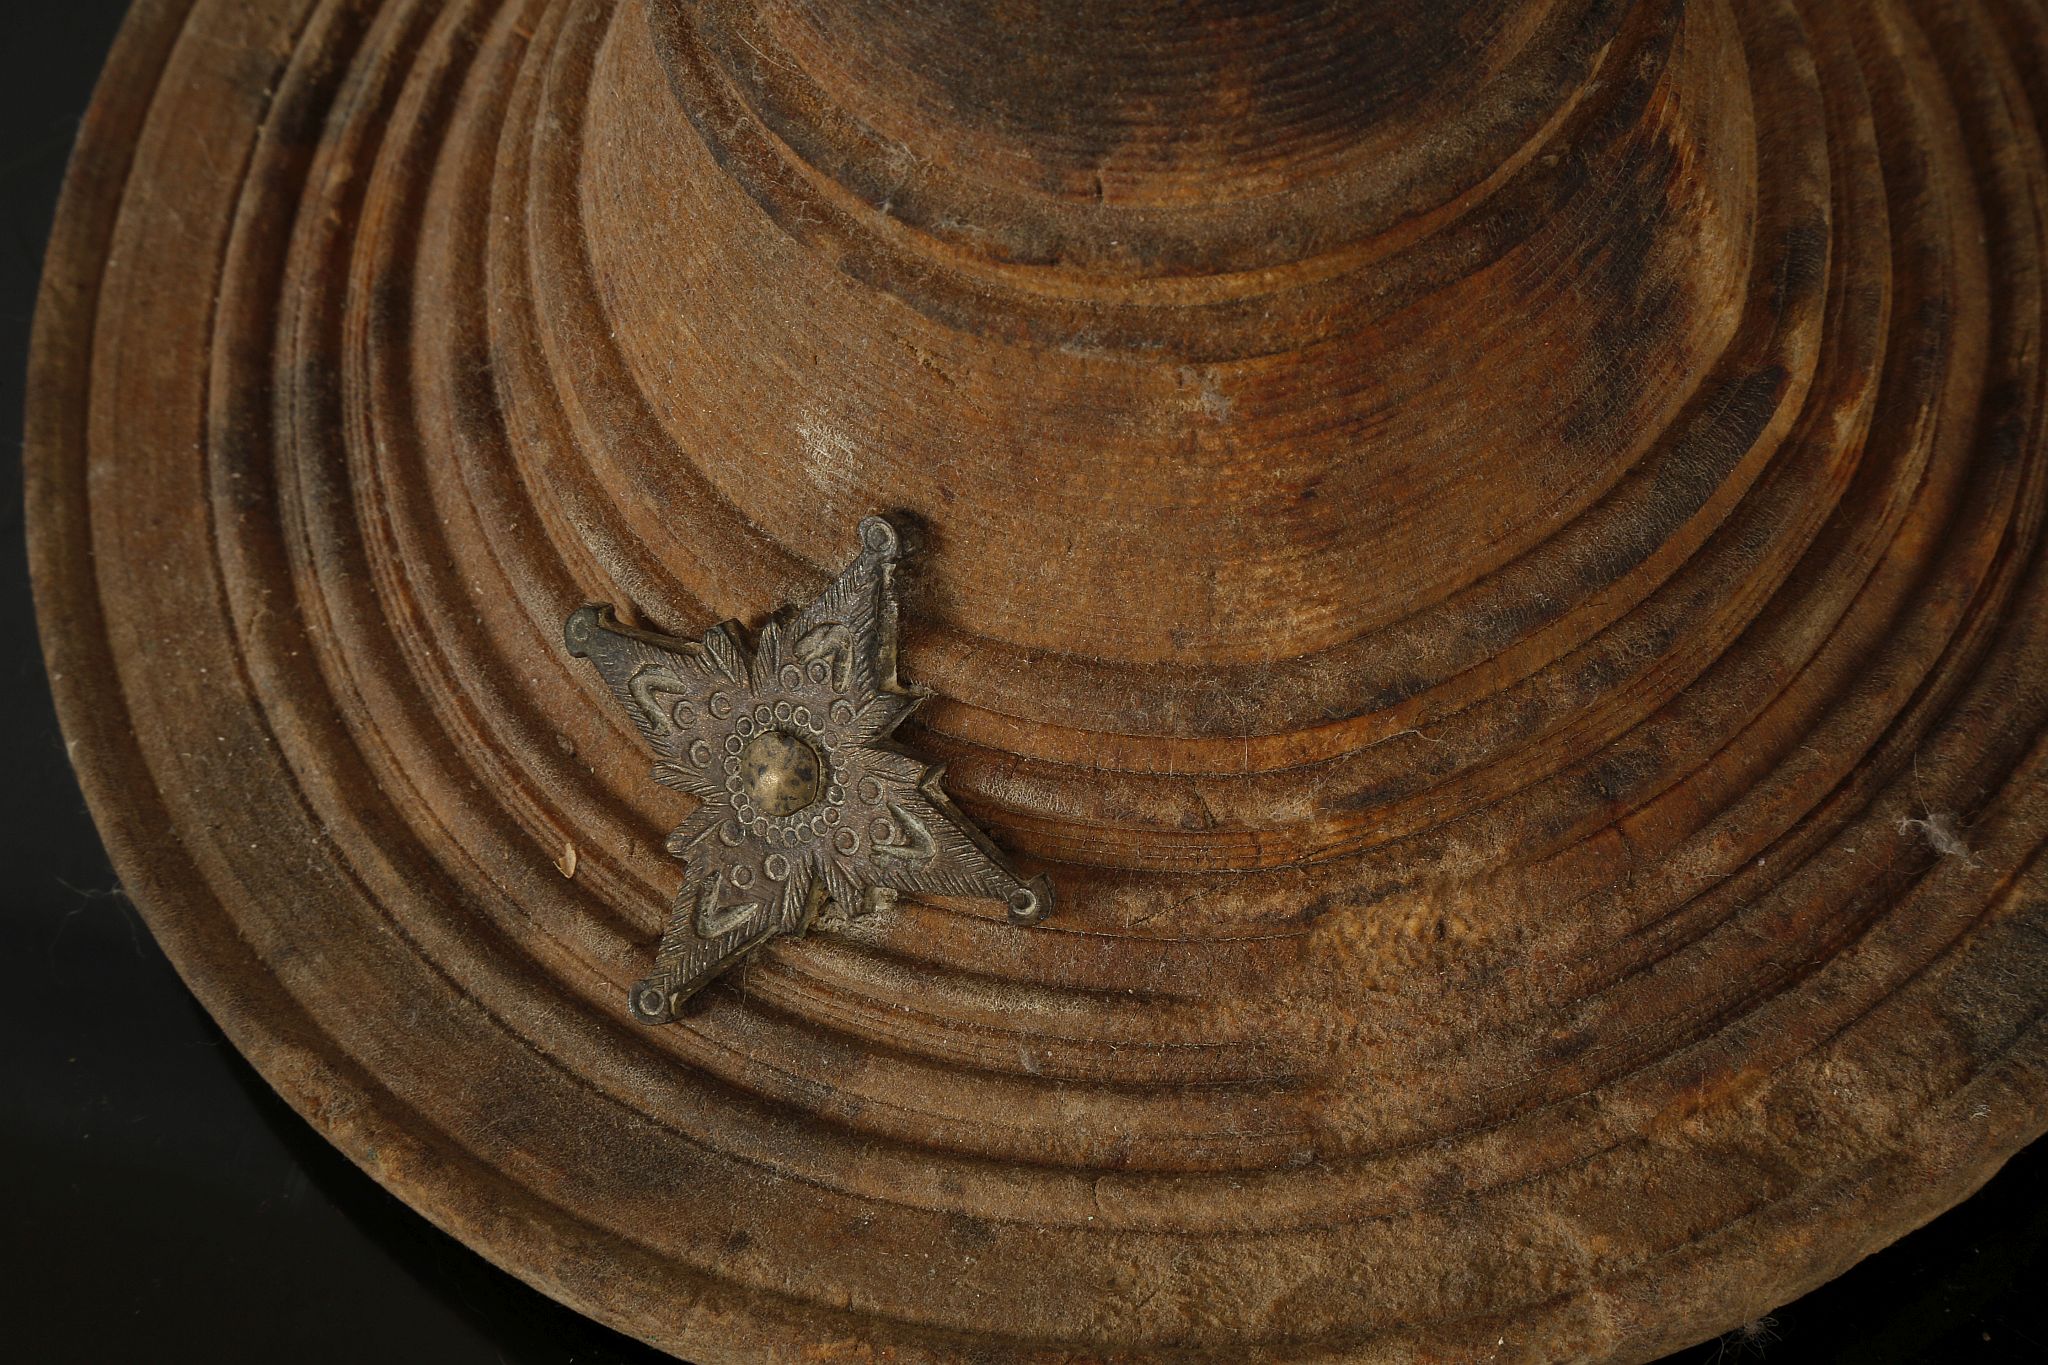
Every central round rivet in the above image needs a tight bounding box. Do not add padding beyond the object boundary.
[737,729,825,817]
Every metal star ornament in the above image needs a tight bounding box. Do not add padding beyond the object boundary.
[564,516,1054,1023]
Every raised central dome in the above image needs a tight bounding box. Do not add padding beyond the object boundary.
[738,729,825,816]
[593,0,1756,696]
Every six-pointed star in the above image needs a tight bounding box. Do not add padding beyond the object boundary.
[566,516,1053,1023]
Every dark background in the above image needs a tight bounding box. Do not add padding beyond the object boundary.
[3,5,2046,1363]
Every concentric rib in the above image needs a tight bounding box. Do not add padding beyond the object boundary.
[690,0,1603,272]
[656,0,1640,302]
[751,0,1545,213]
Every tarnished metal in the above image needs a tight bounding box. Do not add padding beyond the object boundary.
[566,516,1053,1023]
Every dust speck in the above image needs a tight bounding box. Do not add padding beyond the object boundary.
[1897,811,1980,866]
